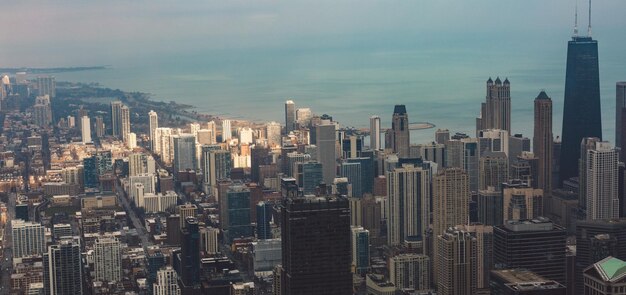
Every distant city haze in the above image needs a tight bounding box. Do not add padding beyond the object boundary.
[2,0,626,143]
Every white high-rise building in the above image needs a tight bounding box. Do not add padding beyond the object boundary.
[387,164,430,246]
[144,191,179,213]
[222,119,232,141]
[127,132,137,149]
[12,220,46,258]
[129,174,156,206]
[129,153,156,177]
[201,227,220,255]
[239,127,254,145]
[153,267,181,295]
[266,122,282,147]
[586,141,620,220]
[149,110,158,151]
[296,108,312,127]
[94,237,122,282]
[370,115,381,150]
[81,116,91,144]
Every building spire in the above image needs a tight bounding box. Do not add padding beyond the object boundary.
[573,1,578,37]
[587,0,591,37]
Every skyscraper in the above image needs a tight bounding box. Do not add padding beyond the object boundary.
[391,105,410,158]
[180,217,200,289]
[111,101,130,140]
[316,122,336,185]
[95,116,105,138]
[81,116,91,143]
[351,226,370,275]
[37,75,56,98]
[297,161,323,194]
[201,147,231,187]
[370,115,381,150]
[256,201,273,240]
[389,253,430,292]
[436,227,478,295]
[153,267,181,295]
[502,184,543,221]
[533,91,554,195]
[280,196,352,295]
[340,161,362,197]
[477,77,511,134]
[285,100,296,134]
[172,134,197,174]
[222,119,232,141]
[584,141,620,220]
[387,164,430,246]
[34,95,52,127]
[433,168,469,238]
[560,31,602,185]
[149,110,158,151]
[94,236,122,282]
[493,218,566,284]
[43,237,83,295]
[12,219,46,258]
[478,151,508,191]
[226,184,253,241]
[129,153,156,177]
[617,82,626,163]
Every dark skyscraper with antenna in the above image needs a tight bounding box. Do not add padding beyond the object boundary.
[560,0,602,185]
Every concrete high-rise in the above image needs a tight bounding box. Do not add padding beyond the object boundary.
[43,237,83,295]
[94,236,122,282]
[370,115,381,150]
[533,91,554,196]
[129,153,156,177]
[37,75,56,98]
[478,151,508,191]
[81,116,91,143]
[316,122,336,185]
[12,219,46,258]
[433,168,469,237]
[584,141,620,220]
[389,253,430,292]
[502,184,543,221]
[34,95,52,127]
[149,110,158,151]
[477,77,511,134]
[387,164,430,246]
[111,101,130,140]
[560,33,602,185]
[95,116,105,138]
[222,119,232,141]
[153,267,181,295]
[436,227,478,295]
[391,105,410,158]
[285,100,296,134]
[280,196,352,295]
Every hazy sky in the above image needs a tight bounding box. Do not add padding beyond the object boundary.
[2,0,626,67]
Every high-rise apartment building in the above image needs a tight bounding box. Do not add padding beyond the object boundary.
[34,95,52,127]
[201,147,231,187]
[222,119,232,141]
[43,237,83,295]
[94,236,122,282]
[534,91,554,195]
[370,115,381,150]
[387,164,430,246]
[149,110,158,150]
[560,33,602,185]
[266,121,282,147]
[433,168,469,237]
[584,141,620,220]
[341,162,362,197]
[391,105,410,158]
[153,267,181,295]
[12,219,46,258]
[129,153,156,177]
[280,196,352,295]
[436,227,478,295]
[94,116,105,138]
[477,77,511,134]
[226,184,253,241]
[111,101,130,140]
[37,75,56,98]
[479,151,508,191]
[389,253,430,292]
[172,134,197,174]
[316,122,336,185]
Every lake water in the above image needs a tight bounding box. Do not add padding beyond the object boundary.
[52,29,626,144]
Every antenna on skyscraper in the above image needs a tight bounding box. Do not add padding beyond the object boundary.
[573,0,579,37]
[587,0,591,37]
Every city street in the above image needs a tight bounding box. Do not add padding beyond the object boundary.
[0,193,16,295]
[115,182,153,251]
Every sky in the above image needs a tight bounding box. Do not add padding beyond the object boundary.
[2,0,626,68]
